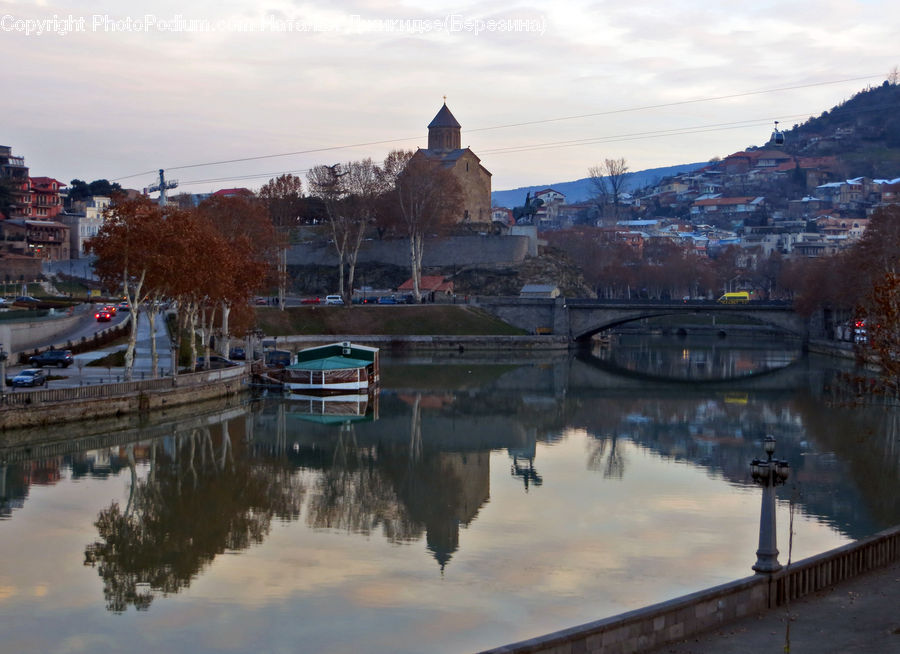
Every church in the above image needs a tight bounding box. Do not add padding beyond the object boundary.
[413,102,492,224]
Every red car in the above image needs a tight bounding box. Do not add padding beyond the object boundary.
[301,297,321,304]
[95,310,113,322]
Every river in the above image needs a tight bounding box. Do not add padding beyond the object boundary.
[1,334,898,654]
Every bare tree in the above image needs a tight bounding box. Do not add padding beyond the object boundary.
[259,174,304,310]
[589,157,630,224]
[382,150,463,302]
[341,159,386,303]
[307,164,351,299]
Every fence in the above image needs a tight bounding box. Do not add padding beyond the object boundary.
[773,526,900,605]
[480,525,900,654]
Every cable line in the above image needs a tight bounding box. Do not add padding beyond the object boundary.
[111,73,883,183]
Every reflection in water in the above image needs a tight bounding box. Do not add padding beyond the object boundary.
[82,422,305,612]
[1,344,899,653]
[593,333,804,381]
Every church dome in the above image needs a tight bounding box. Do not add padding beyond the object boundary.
[428,103,461,129]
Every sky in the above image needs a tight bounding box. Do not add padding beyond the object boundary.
[2,0,899,197]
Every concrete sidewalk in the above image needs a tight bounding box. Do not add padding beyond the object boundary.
[649,561,900,653]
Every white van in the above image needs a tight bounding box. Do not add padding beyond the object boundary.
[325,295,343,305]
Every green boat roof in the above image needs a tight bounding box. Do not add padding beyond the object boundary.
[288,356,373,371]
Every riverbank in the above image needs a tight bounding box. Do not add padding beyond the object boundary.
[480,526,900,654]
[0,366,248,431]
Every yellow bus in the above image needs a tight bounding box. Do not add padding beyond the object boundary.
[717,292,750,304]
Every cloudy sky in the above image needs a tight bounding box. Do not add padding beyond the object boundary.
[3,0,898,196]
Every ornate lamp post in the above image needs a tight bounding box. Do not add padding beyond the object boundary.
[750,435,790,573]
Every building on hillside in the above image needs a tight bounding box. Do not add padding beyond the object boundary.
[413,102,492,224]
[691,196,765,219]
[28,177,65,219]
[60,195,111,257]
[1,146,32,218]
[398,275,454,301]
[212,188,254,199]
[533,188,565,206]
[0,218,70,261]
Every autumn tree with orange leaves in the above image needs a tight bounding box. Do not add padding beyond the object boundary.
[89,196,167,380]
[90,196,272,376]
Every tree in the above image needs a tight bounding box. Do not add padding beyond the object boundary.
[382,150,464,302]
[307,164,351,299]
[340,159,387,303]
[588,158,630,224]
[196,195,275,353]
[68,179,123,204]
[88,196,166,381]
[258,174,304,309]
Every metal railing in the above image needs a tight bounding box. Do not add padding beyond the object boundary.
[1,365,247,408]
[772,525,900,606]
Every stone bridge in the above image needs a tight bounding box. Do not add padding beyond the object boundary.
[475,297,814,342]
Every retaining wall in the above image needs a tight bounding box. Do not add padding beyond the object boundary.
[479,525,900,654]
[0,366,249,430]
[261,334,571,354]
[287,235,531,268]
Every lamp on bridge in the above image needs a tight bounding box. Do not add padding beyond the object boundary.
[750,435,790,573]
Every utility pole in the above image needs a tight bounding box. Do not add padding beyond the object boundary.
[145,169,179,207]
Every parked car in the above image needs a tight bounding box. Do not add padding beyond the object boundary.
[0,297,9,306]
[95,309,113,322]
[229,347,246,360]
[301,297,321,305]
[377,295,398,304]
[196,355,237,370]
[14,296,41,305]
[325,295,344,305]
[11,368,47,387]
[29,349,73,368]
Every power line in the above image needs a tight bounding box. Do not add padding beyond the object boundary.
[112,73,883,183]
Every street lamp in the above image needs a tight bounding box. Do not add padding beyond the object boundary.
[750,435,790,573]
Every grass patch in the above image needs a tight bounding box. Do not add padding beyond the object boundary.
[255,305,527,336]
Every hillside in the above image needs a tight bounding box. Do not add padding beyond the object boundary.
[492,82,900,209]
[490,162,708,208]
[780,81,900,177]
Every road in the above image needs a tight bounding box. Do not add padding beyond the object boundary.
[6,306,174,389]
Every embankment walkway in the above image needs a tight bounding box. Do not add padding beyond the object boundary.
[479,526,900,654]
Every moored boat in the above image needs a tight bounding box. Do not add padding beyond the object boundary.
[274,342,379,396]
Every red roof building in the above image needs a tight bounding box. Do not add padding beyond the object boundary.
[398,275,454,297]
[212,188,254,198]
[28,177,66,218]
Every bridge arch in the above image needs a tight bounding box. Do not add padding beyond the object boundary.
[567,303,808,342]
[474,298,811,343]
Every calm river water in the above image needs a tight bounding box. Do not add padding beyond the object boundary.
[1,335,898,654]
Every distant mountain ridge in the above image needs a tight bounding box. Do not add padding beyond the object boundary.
[491,162,708,208]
